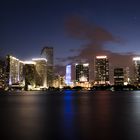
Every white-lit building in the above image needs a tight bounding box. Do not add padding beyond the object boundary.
[5,55,24,86]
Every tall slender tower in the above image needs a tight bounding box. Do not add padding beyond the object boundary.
[95,56,109,85]
[41,46,53,87]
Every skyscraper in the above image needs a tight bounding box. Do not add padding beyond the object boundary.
[75,63,89,82]
[133,57,140,85]
[24,61,36,90]
[32,58,47,88]
[41,46,53,87]
[95,56,109,85]
[65,65,72,86]
[5,55,24,86]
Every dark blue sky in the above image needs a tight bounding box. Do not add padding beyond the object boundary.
[1,0,140,64]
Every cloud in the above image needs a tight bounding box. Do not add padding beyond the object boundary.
[65,16,119,44]
[56,16,134,82]
[63,16,134,66]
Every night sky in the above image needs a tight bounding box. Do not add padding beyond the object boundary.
[1,0,140,67]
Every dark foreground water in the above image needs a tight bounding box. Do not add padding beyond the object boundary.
[0,90,140,140]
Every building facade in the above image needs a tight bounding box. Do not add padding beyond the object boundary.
[41,46,53,87]
[32,58,47,88]
[133,57,140,85]
[75,63,89,82]
[24,61,36,90]
[5,55,24,87]
[114,68,124,85]
[95,56,109,85]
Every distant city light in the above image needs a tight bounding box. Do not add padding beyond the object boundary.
[133,57,140,61]
[96,56,107,59]
[83,63,89,67]
[24,61,36,65]
[9,56,19,61]
[32,58,47,62]
[79,76,88,82]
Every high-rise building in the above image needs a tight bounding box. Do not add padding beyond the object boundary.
[65,65,72,86]
[32,58,47,88]
[41,46,53,87]
[114,68,124,85]
[133,57,140,85]
[5,55,24,86]
[95,56,109,85]
[24,61,36,90]
[75,63,89,82]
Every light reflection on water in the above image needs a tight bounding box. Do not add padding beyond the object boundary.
[0,90,140,140]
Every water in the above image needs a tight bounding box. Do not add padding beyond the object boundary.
[0,90,140,140]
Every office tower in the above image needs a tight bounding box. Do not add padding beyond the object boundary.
[114,68,124,85]
[5,55,24,86]
[95,56,109,85]
[75,63,89,82]
[41,46,53,87]
[24,61,36,90]
[133,57,140,85]
[32,58,47,88]
[65,65,72,86]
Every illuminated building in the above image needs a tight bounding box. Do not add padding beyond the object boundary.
[32,58,47,88]
[5,55,24,86]
[53,75,65,88]
[95,56,109,85]
[114,68,124,85]
[41,46,53,87]
[0,58,5,89]
[24,61,36,90]
[133,57,140,85]
[124,67,130,85]
[75,63,89,82]
[65,65,72,86]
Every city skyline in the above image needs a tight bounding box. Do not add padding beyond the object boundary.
[1,0,140,67]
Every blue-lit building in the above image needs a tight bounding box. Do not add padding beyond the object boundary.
[65,65,72,86]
